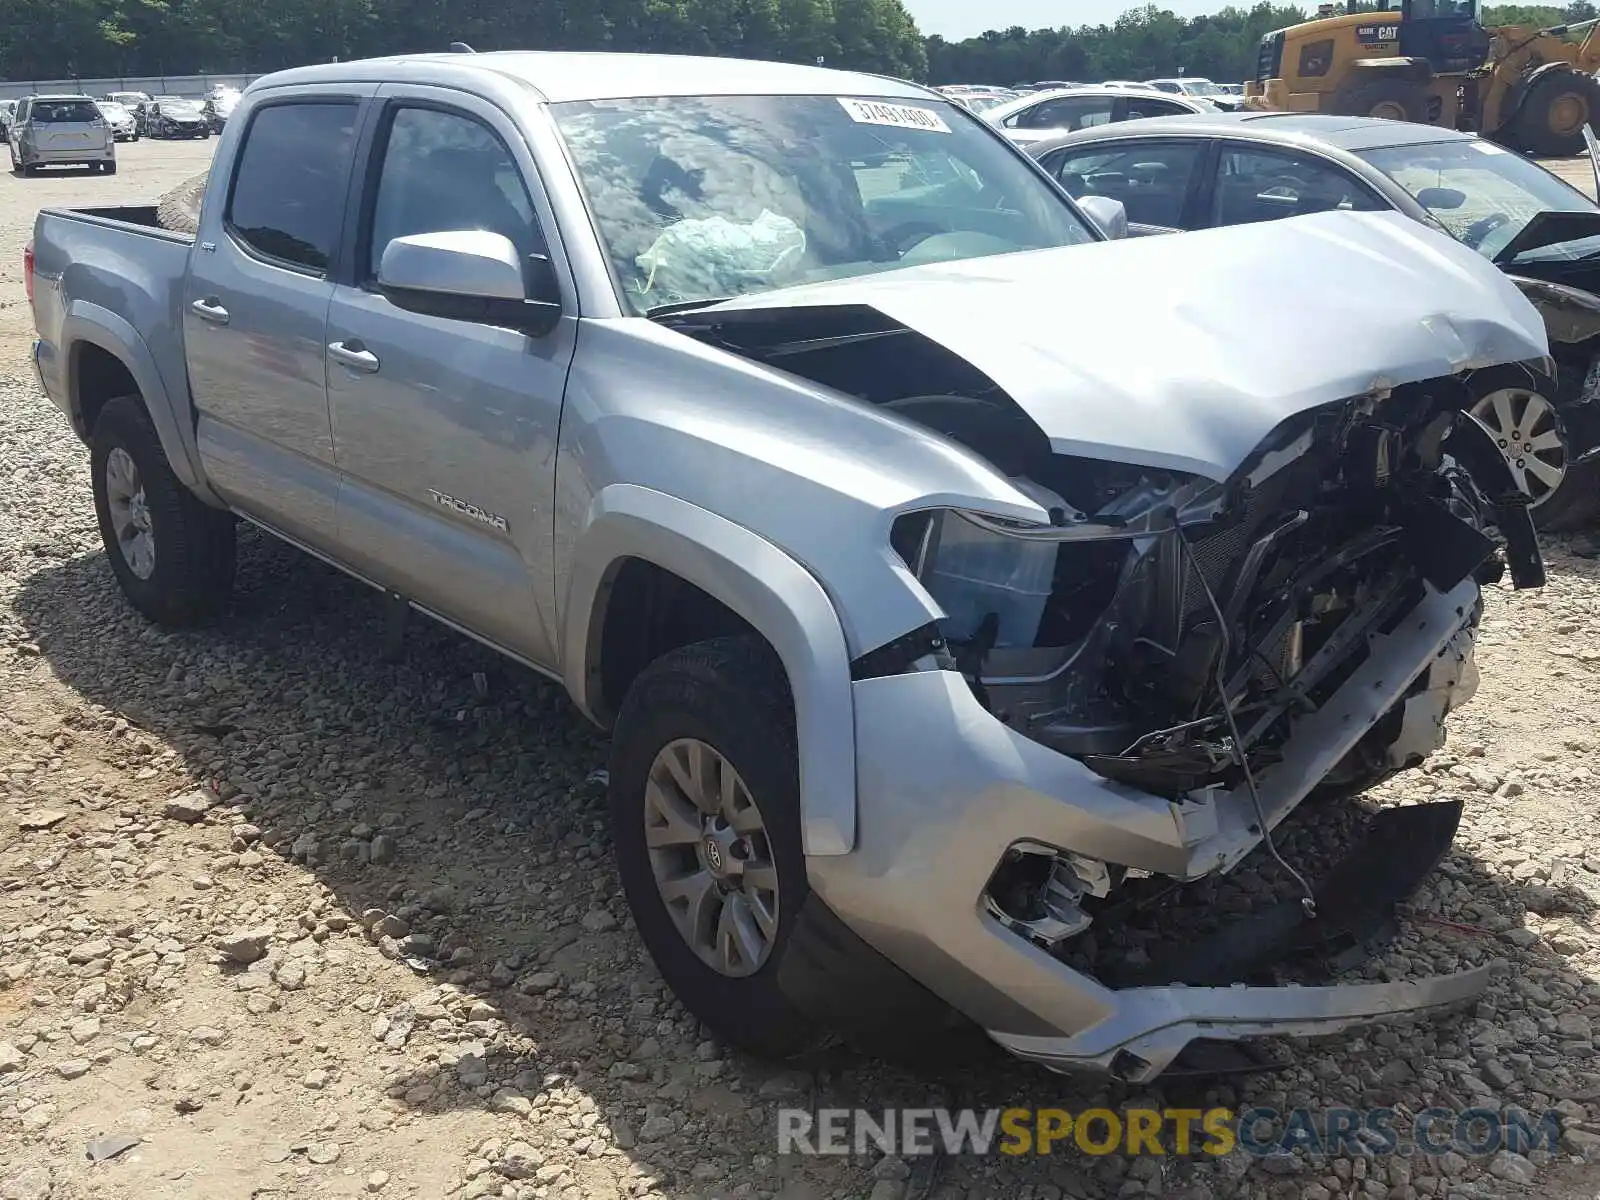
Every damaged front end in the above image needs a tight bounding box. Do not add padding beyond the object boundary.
[661,261,1546,1078]
[890,376,1540,800]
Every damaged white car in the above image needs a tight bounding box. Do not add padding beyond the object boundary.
[30,54,1549,1080]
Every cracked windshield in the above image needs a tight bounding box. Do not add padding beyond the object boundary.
[551,93,1095,313]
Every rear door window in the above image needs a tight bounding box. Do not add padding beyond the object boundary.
[1008,96,1115,131]
[1123,97,1197,120]
[226,102,360,273]
[1211,145,1387,226]
[1045,140,1207,229]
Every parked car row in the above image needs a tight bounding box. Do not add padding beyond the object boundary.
[2,84,239,164]
[941,76,1248,110]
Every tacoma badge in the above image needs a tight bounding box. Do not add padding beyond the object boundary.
[427,489,509,533]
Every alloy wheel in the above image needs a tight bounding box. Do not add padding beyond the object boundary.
[1469,387,1567,509]
[104,447,156,579]
[643,737,780,978]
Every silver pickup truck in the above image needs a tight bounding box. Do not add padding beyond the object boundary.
[29,51,1550,1080]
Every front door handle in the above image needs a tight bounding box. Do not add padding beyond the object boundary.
[190,297,230,325]
[328,339,380,373]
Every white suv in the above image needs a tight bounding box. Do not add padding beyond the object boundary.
[8,95,116,175]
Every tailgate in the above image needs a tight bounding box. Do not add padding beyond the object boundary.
[36,121,106,151]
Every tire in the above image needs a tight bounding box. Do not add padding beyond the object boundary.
[103,161,117,176]
[156,172,208,235]
[609,635,820,1059]
[1466,365,1600,531]
[1512,71,1600,158]
[90,395,236,626]
[1330,77,1425,123]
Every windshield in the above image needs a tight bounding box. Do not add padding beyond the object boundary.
[1361,138,1600,261]
[551,93,1096,315]
[30,101,101,124]
[1180,80,1223,96]
[98,102,129,119]
[159,100,200,115]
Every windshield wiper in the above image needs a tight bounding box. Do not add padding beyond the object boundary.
[645,297,736,318]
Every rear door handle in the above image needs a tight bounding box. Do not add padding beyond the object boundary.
[190,297,229,325]
[328,339,380,373]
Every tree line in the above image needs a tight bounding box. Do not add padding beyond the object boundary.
[3,0,1599,87]
[0,0,928,82]
[926,2,1600,88]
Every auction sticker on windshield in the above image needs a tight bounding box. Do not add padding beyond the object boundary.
[838,98,951,133]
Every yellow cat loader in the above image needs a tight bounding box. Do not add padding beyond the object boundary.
[1245,0,1600,156]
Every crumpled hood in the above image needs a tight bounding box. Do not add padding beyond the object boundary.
[708,210,1549,480]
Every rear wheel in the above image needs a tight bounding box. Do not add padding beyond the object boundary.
[90,395,236,625]
[1512,71,1600,157]
[1331,77,1425,123]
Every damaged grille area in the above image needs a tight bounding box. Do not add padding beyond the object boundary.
[968,386,1504,797]
[659,300,1532,797]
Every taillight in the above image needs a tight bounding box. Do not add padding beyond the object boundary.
[24,242,35,306]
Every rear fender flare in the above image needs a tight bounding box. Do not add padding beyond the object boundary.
[61,302,221,505]
[563,484,858,856]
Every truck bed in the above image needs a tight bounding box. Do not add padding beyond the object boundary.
[30,203,198,456]
[48,204,194,242]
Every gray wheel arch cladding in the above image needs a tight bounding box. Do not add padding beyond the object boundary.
[562,483,859,856]
[61,303,221,505]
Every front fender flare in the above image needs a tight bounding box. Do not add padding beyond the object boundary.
[563,484,858,856]
[60,302,221,505]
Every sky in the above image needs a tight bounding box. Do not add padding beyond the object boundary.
[904,0,1225,39]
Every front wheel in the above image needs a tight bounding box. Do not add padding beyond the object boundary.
[1513,71,1600,157]
[1468,370,1600,531]
[90,395,236,625]
[1330,78,1424,123]
[609,636,819,1058]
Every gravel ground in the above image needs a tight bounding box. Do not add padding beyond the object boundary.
[8,139,1600,1200]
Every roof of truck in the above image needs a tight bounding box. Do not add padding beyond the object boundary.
[252,51,933,104]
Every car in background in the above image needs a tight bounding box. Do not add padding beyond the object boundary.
[7,94,117,175]
[962,92,1018,114]
[96,100,140,142]
[104,91,154,136]
[202,86,241,132]
[1101,80,1163,92]
[1146,77,1248,111]
[1033,79,1085,90]
[148,97,210,139]
[983,85,1218,146]
[0,99,16,138]
[1026,111,1600,528]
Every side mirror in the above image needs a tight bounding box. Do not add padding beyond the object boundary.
[1077,194,1129,240]
[377,230,562,337]
[1416,186,1468,211]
